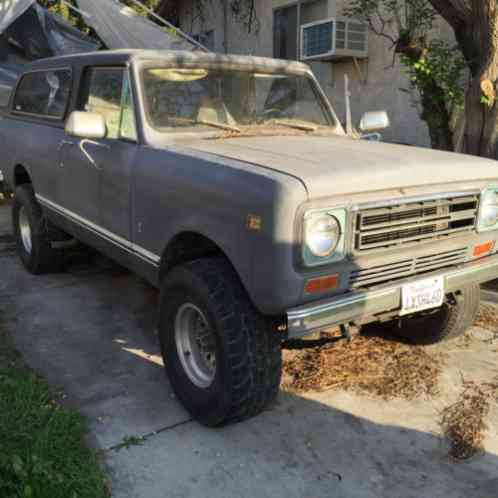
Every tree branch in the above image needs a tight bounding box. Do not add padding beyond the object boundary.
[427,0,470,30]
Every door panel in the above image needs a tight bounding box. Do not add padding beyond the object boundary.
[94,140,137,240]
[57,66,138,243]
[9,68,72,204]
[99,70,138,241]
[58,138,101,224]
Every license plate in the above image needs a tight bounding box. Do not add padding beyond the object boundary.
[400,276,444,316]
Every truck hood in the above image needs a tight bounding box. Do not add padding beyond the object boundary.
[186,135,498,199]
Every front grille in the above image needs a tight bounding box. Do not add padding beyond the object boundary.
[349,247,468,289]
[354,195,479,252]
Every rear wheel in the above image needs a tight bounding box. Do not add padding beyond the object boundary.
[378,284,480,345]
[12,185,63,274]
[159,257,282,427]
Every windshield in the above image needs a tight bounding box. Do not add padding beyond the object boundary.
[142,67,334,135]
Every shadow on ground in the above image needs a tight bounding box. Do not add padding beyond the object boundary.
[1,201,497,498]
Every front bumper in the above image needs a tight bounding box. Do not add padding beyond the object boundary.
[286,253,498,338]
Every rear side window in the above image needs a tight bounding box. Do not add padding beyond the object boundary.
[13,69,72,119]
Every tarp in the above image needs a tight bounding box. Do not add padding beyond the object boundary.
[0,0,34,33]
[5,4,100,59]
[0,1,99,107]
[0,0,202,109]
[76,0,203,51]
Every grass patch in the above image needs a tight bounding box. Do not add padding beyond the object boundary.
[0,323,107,498]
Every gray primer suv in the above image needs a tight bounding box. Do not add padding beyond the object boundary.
[3,50,498,426]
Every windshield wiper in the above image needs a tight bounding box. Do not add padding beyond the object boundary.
[197,119,241,133]
[267,119,318,132]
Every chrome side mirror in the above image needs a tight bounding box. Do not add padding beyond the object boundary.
[65,111,107,139]
[359,111,390,133]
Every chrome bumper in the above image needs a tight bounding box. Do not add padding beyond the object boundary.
[286,254,498,338]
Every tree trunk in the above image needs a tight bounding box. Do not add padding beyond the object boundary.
[396,43,454,151]
[461,8,498,159]
[421,89,455,151]
[463,74,498,158]
[429,0,498,158]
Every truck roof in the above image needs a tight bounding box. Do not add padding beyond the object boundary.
[24,49,312,76]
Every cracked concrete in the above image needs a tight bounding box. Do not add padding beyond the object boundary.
[1,200,498,498]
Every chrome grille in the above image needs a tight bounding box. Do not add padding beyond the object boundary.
[354,195,479,252]
[349,248,468,289]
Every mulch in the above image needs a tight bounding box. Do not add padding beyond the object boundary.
[474,303,498,333]
[440,379,498,460]
[282,329,443,400]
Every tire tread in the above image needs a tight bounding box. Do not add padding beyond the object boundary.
[161,257,282,426]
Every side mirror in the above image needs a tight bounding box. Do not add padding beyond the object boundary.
[359,111,390,133]
[65,111,107,139]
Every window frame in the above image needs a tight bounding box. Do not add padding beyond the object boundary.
[11,66,73,121]
[273,0,327,61]
[78,65,139,144]
[139,64,336,134]
[118,70,139,143]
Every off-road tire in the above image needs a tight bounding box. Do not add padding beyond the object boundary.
[12,185,63,274]
[385,284,480,345]
[159,257,282,427]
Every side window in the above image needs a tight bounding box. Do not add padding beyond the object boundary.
[13,69,71,118]
[80,67,137,141]
[80,67,124,139]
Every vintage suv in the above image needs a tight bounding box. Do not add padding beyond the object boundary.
[3,50,498,426]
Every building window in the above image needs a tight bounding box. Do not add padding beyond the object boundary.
[273,0,328,60]
[274,5,298,60]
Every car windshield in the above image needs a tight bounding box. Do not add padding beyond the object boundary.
[142,67,334,135]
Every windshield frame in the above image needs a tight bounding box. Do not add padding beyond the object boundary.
[135,60,343,141]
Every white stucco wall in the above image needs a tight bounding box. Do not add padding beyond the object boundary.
[175,0,458,147]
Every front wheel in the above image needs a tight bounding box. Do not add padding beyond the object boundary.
[383,284,480,345]
[159,258,282,427]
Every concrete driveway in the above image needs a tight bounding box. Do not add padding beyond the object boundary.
[1,199,497,498]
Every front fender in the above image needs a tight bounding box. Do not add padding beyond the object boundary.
[132,145,307,315]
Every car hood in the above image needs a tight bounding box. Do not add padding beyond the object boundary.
[186,135,498,199]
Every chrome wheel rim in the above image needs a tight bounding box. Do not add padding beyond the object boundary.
[174,303,217,389]
[19,206,32,255]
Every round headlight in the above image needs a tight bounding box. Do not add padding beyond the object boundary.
[305,214,341,257]
[480,190,498,228]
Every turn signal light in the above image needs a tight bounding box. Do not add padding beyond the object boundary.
[305,274,339,294]
[473,241,495,257]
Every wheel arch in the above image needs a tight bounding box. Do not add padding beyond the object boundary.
[160,231,236,281]
[13,164,32,188]
[158,230,255,306]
